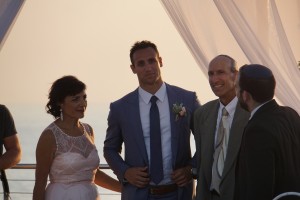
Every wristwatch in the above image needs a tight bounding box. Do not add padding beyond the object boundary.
[191,167,198,179]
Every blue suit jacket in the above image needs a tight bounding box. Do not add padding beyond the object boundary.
[104,83,200,200]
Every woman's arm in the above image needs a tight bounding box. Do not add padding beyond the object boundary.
[94,168,122,192]
[33,129,55,200]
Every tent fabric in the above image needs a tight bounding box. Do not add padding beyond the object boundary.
[160,0,300,114]
[0,0,25,50]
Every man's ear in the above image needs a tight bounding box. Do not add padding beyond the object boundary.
[130,64,136,74]
[242,90,252,102]
[159,57,163,67]
[233,70,238,79]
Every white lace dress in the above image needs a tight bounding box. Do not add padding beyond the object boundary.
[44,122,101,200]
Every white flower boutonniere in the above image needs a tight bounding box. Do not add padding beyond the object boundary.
[172,102,187,121]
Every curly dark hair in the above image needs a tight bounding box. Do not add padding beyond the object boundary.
[46,75,86,118]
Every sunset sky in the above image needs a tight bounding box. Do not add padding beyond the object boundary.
[0,0,215,109]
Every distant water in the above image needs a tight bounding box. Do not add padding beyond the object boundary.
[2,103,196,199]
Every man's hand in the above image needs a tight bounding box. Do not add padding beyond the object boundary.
[171,166,192,187]
[124,166,150,188]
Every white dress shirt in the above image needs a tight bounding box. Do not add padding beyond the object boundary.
[138,83,172,185]
[214,97,238,157]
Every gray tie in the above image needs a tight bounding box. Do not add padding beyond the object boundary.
[211,107,229,194]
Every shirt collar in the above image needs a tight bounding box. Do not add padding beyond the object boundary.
[249,99,272,120]
[138,82,166,104]
[219,96,238,117]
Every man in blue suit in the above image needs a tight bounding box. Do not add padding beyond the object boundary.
[104,40,200,200]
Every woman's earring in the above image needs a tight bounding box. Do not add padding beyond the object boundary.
[60,109,63,121]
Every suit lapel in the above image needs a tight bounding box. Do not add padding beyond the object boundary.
[203,101,219,184]
[127,89,149,165]
[166,85,179,167]
[221,104,249,180]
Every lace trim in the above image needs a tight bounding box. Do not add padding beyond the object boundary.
[48,122,95,158]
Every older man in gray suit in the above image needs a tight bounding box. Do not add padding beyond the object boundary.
[194,55,249,200]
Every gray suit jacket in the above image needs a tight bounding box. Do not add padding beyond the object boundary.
[104,83,200,200]
[194,99,249,200]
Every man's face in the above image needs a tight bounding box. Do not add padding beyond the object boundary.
[130,47,163,87]
[208,56,236,105]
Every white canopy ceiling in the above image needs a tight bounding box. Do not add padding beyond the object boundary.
[160,0,300,113]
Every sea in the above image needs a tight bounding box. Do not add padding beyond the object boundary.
[1,103,196,200]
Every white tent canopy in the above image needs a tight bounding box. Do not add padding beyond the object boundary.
[160,0,300,113]
[0,0,24,50]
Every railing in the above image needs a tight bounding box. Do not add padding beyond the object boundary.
[3,165,300,200]
[11,163,111,169]
[1,164,120,200]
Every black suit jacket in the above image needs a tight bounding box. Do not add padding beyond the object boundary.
[235,100,300,200]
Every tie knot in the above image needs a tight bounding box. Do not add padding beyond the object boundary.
[222,108,229,116]
[150,96,158,104]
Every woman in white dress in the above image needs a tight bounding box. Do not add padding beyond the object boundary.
[33,75,121,200]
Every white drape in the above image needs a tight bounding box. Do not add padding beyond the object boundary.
[0,0,25,50]
[160,0,300,113]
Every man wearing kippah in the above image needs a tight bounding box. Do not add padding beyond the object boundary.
[234,64,300,200]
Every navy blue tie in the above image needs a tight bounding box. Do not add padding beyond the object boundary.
[150,96,163,184]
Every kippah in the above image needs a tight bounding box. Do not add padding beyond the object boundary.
[241,64,273,78]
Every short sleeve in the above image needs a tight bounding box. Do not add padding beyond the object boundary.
[0,105,17,138]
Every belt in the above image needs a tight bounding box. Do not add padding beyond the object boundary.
[149,184,178,195]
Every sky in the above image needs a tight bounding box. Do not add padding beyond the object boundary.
[0,0,216,110]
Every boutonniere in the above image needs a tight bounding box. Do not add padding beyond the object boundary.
[172,102,187,121]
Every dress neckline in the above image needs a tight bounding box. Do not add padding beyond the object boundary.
[53,122,86,138]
